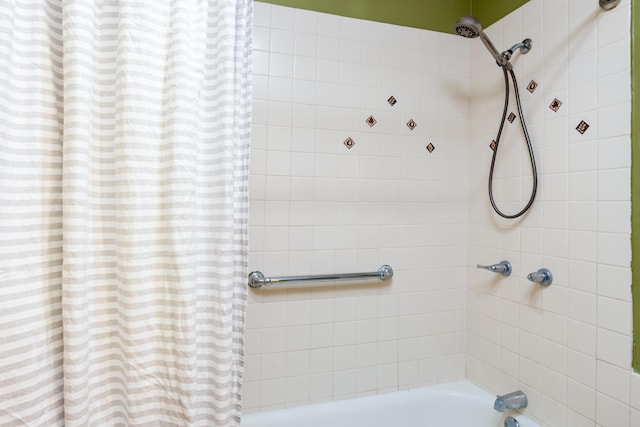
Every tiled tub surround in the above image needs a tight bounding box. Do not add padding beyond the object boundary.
[467,1,635,427]
[246,1,638,426]
[247,2,471,413]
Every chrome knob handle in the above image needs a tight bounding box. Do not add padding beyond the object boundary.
[505,417,521,427]
[527,268,552,286]
[476,260,511,277]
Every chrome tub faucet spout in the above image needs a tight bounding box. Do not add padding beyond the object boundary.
[494,391,528,412]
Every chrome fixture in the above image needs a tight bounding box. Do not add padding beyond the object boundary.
[501,39,532,63]
[454,16,532,70]
[527,268,553,287]
[494,391,528,412]
[454,16,507,66]
[454,16,537,219]
[600,0,621,10]
[248,265,393,288]
[477,260,512,277]
[505,417,520,427]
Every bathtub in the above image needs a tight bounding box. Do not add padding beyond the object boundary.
[242,380,540,427]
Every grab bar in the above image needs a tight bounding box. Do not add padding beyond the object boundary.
[248,265,394,288]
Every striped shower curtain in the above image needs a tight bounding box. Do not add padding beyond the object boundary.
[0,1,251,426]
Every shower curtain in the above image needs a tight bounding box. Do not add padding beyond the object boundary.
[0,0,252,425]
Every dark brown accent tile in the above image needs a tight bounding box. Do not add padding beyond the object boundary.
[366,115,377,127]
[426,143,435,153]
[489,140,497,151]
[527,80,538,93]
[508,112,516,123]
[406,119,417,131]
[549,98,563,112]
[576,120,590,135]
[343,137,356,149]
[387,96,397,106]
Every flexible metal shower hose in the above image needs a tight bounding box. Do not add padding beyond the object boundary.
[488,65,538,219]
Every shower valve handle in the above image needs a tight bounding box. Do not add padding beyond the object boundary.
[476,260,511,277]
[527,268,553,287]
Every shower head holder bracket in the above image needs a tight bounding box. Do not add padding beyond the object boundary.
[501,39,532,64]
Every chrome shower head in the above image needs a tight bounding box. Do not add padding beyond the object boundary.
[454,16,482,38]
[454,16,506,66]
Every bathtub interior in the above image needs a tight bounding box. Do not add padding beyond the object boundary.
[241,380,540,427]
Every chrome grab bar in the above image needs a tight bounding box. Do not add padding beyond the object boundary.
[248,265,394,288]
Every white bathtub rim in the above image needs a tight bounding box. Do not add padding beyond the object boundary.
[242,379,539,427]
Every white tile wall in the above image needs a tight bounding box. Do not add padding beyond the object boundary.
[246,1,470,413]
[246,0,637,425]
[467,0,636,426]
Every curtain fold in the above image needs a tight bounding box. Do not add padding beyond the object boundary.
[0,0,251,425]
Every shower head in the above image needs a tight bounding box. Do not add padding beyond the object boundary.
[454,15,482,38]
[454,16,506,66]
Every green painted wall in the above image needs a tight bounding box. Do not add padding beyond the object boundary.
[631,0,639,372]
[471,0,529,28]
[257,0,527,34]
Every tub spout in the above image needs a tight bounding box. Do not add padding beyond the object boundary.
[494,391,528,412]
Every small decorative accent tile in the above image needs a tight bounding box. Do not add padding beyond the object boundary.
[343,137,356,149]
[507,112,516,123]
[406,119,417,131]
[387,96,397,107]
[576,120,590,135]
[549,98,562,112]
[527,80,538,93]
[426,143,435,153]
[489,140,497,151]
[366,115,377,127]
